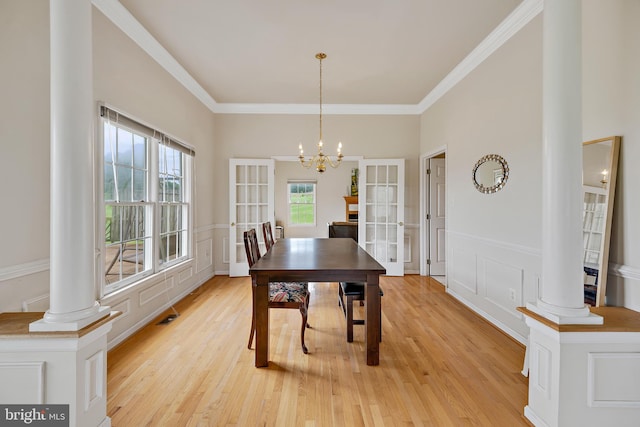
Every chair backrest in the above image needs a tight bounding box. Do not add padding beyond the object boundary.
[262,222,275,251]
[243,229,261,268]
[328,222,358,242]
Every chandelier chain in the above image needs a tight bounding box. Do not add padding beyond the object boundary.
[318,53,323,143]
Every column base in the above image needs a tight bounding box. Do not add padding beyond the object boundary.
[0,312,120,427]
[520,306,640,427]
[29,305,111,332]
[526,300,603,325]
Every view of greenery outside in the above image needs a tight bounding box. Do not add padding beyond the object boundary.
[289,183,315,225]
[101,112,192,291]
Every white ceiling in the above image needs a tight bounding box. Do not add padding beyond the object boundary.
[99,0,536,112]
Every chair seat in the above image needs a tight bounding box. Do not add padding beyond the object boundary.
[340,282,384,297]
[269,282,308,303]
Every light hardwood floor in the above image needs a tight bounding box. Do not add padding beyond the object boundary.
[107,275,531,426]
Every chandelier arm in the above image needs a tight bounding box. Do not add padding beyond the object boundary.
[324,154,344,169]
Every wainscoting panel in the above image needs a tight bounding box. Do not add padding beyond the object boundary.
[139,276,175,307]
[0,362,44,404]
[450,248,477,295]
[110,299,130,319]
[531,342,551,400]
[588,352,640,408]
[179,267,193,284]
[447,231,541,341]
[482,257,524,318]
[404,235,411,263]
[196,238,213,273]
[84,350,105,411]
[222,237,229,264]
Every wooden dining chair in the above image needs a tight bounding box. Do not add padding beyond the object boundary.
[262,221,275,252]
[338,281,383,343]
[328,223,383,343]
[244,228,310,354]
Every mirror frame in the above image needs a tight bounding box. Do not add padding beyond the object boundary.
[583,136,621,306]
[472,154,509,194]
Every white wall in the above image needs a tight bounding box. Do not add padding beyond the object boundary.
[0,0,52,311]
[582,0,640,311]
[420,0,640,342]
[421,14,543,340]
[0,1,218,348]
[212,114,422,274]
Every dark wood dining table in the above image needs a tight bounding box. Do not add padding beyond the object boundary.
[249,237,386,367]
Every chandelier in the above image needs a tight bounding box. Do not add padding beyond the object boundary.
[298,52,343,173]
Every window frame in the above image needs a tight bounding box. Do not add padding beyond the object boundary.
[97,105,194,296]
[287,181,317,227]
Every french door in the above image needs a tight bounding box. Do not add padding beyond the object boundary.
[229,159,274,276]
[358,159,405,276]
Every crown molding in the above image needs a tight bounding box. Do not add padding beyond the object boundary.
[94,0,542,116]
[92,0,219,112]
[213,103,420,115]
[417,0,543,113]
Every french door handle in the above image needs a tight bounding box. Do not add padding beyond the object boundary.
[231,222,235,227]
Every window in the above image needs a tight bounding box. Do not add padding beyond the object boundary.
[288,181,316,226]
[158,142,188,265]
[100,106,194,294]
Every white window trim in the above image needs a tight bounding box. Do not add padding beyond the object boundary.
[97,104,194,297]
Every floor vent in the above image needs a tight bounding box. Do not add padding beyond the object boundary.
[157,314,179,325]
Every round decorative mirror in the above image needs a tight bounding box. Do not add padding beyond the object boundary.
[472,154,509,194]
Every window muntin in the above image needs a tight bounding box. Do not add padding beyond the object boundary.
[288,182,316,226]
[100,108,192,295]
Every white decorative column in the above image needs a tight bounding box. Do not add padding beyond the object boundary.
[0,2,117,426]
[30,0,110,332]
[517,2,640,427]
[525,0,601,326]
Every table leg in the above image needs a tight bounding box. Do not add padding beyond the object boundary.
[254,274,269,367]
[365,273,381,365]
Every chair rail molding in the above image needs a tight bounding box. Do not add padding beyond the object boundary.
[610,263,640,281]
[447,230,541,257]
[0,259,49,282]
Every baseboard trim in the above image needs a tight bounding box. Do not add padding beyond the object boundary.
[446,287,528,346]
[106,272,214,350]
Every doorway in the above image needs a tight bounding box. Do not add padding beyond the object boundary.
[421,149,447,283]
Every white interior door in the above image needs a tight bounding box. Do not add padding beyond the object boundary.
[428,157,446,276]
[358,159,405,276]
[229,159,274,276]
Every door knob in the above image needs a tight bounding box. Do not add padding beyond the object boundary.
[231,222,235,226]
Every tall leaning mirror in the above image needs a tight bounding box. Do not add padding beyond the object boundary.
[582,136,621,306]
